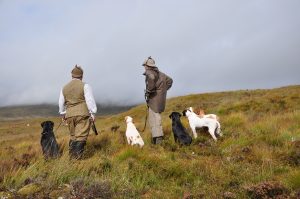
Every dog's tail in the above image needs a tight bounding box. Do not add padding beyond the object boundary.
[215,121,222,137]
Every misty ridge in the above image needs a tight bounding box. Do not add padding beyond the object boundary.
[0,103,135,120]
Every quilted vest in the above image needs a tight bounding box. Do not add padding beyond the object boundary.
[62,79,90,118]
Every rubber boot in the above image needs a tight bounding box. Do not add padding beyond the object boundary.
[69,140,76,159]
[74,141,86,160]
[152,136,164,145]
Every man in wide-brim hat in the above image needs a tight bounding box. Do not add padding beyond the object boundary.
[142,56,173,144]
[59,65,97,159]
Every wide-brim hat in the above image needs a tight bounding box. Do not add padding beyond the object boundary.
[71,65,83,78]
[142,56,156,67]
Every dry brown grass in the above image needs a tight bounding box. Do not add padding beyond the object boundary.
[0,85,299,198]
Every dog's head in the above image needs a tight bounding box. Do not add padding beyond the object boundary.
[182,108,193,117]
[41,121,54,132]
[169,112,182,120]
[124,116,133,123]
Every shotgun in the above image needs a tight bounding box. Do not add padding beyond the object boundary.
[90,119,98,135]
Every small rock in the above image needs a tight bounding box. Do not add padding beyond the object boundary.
[223,191,236,199]
[49,184,72,199]
[111,125,120,132]
[0,191,12,199]
[24,177,34,185]
[183,192,193,199]
[295,190,300,198]
[242,147,251,153]
[198,143,206,147]
[17,183,42,196]
[292,140,300,148]
[233,155,244,162]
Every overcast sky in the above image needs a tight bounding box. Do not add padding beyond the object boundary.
[0,0,299,107]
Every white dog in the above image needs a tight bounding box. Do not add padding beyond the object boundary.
[125,116,144,147]
[183,107,222,141]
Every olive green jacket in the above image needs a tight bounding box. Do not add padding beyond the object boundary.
[144,67,173,113]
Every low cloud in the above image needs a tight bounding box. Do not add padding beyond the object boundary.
[0,0,299,106]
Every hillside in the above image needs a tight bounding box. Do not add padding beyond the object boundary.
[0,85,299,198]
[0,104,134,121]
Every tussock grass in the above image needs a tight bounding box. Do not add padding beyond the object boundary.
[0,85,300,198]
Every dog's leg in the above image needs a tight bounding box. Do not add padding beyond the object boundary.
[191,127,198,138]
[208,126,217,141]
[174,135,178,143]
[216,122,222,136]
[127,137,131,145]
[130,137,134,145]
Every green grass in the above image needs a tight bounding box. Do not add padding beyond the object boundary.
[0,85,299,198]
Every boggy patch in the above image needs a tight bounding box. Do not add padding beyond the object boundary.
[244,181,289,199]
[284,141,300,166]
[13,152,36,168]
[71,179,112,199]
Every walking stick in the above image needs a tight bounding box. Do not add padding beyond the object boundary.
[140,89,150,132]
[141,105,149,132]
[54,120,63,133]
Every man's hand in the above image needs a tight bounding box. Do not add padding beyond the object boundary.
[90,114,95,122]
[144,92,150,103]
[61,114,66,122]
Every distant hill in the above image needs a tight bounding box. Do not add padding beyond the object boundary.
[0,103,134,120]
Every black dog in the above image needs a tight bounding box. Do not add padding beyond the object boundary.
[169,112,192,145]
[40,121,59,159]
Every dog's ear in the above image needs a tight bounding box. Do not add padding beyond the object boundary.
[178,112,182,117]
[41,121,45,128]
[169,113,172,119]
[182,110,186,116]
[50,121,54,127]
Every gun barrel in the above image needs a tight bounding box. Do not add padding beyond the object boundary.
[91,121,98,135]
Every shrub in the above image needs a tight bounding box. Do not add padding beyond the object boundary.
[245,181,289,199]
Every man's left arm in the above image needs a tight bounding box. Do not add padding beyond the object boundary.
[84,84,97,120]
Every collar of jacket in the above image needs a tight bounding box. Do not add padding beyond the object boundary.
[143,66,159,75]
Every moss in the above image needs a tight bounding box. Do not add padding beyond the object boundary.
[286,170,300,190]
[17,183,42,196]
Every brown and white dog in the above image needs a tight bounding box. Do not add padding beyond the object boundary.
[124,116,144,147]
[183,107,222,141]
[194,107,219,121]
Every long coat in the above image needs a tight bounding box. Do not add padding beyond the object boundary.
[144,67,173,113]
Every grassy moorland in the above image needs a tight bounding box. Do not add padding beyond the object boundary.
[0,85,299,198]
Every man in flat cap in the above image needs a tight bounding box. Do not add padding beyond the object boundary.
[59,65,97,159]
[142,56,173,144]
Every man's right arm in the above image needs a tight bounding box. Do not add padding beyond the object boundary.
[58,89,66,115]
[145,71,157,96]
